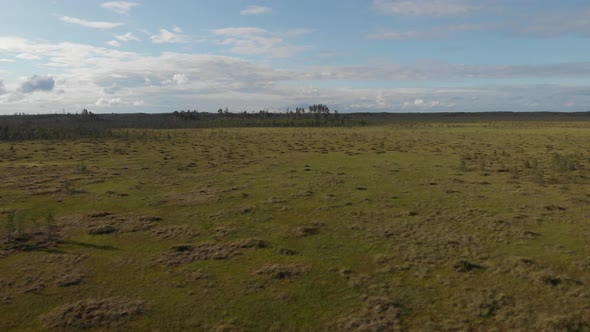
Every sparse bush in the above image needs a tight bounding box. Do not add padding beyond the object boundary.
[532,170,545,185]
[5,210,15,243]
[45,211,57,241]
[552,153,581,172]
[40,297,146,329]
[63,179,72,193]
[15,210,25,238]
[478,158,486,171]
[459,155,469,171]
[77,162,88,173]
[523,159,533,169]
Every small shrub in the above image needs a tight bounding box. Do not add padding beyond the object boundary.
[77,162,88,173]
[552,153,580,173]
[45,211,57,241]
[5,210,15,242]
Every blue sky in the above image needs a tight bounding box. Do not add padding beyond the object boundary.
[1,0,590,113]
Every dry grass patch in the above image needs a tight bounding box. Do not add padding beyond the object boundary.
[253,264,310,279]
[159,239,267,267]
[158,189,220,206]
[40,297,146,330]
[150,224,200,240]
[338,297,405,332]
[59,212,162,236]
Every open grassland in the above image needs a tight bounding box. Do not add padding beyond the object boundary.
[1,121,590,331]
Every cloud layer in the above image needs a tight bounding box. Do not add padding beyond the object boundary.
[60,16,123,29]
[374,0,478,16]
[212,27,306,58]
[151,27,190,44]
[1,34,590,113]
[100,1,140,15]
[240,5,272,15]
[2,1,590,114]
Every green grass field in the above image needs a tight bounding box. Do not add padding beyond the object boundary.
[1,122,589,331]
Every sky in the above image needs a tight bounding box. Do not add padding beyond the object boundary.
[1,0,590,114]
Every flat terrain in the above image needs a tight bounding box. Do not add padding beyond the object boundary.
[1,122,589,331]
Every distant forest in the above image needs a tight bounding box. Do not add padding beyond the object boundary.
[0,105,589,141]
[0,104,360,140]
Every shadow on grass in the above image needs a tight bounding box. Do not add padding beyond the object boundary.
[64,240,118,251]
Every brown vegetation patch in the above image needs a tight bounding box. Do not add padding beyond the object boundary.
[537,314,590,332]
[88,225,117,235]
[40,297,146,330]
[209,206,256,220]
[267,197,287,204]
[453,260,484,273]
[522,230,541,239]
[60,212,161,236]
[159,239,267,267]
[185,269,214,282]
[338,297,404,331]
[0,254,86,296]
[253,264,310,279]
[233,238,268,249]
[150,224,200,240]
[4,269,47,294]
[293,226,319,237]
[211,319,244,332]
[55,271,84,287]
[291,190,314,198]
[277,248,298,256]
[1,232,62,258]
[159,190,220,206]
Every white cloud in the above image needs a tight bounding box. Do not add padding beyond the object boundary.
[60,15,124,29]
[212,27,269,37]
[100,1,140,15]
[162,74,190,85]
[0,81,7,95]
[95,97,144,106]
[16,53,41,60]
[0,58,15,62]
[173,26,183,33]
[373,0,478,16]
[284,28,315,37]
[402,98,446,108]
[2,36,590,113]
[96,97,122,105]
[0,36,138,68]
[115,32,140,42]
[106,40,122,47]
[212,27,306,58]
[151,28,190,44]
[240,5,272,15]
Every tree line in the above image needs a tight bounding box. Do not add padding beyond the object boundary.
[0,105,367,141]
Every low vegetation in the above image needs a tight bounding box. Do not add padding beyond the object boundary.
[1,115,589,330]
